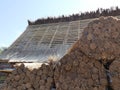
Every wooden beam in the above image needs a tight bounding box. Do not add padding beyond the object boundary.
[0,69,14,73]
[0,59,9,63]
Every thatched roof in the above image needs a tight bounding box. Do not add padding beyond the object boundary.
[0,18,94,62]
[0,16,120,62]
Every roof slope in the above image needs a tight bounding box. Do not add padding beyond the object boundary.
[1,16,119,62]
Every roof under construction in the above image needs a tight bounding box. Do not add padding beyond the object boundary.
[0,16,120,62]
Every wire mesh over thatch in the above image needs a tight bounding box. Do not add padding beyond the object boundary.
[1,16,120,90]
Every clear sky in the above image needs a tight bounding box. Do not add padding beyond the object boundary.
[0,0,120,47]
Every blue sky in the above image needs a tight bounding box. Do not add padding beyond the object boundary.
[0,0,120,47]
